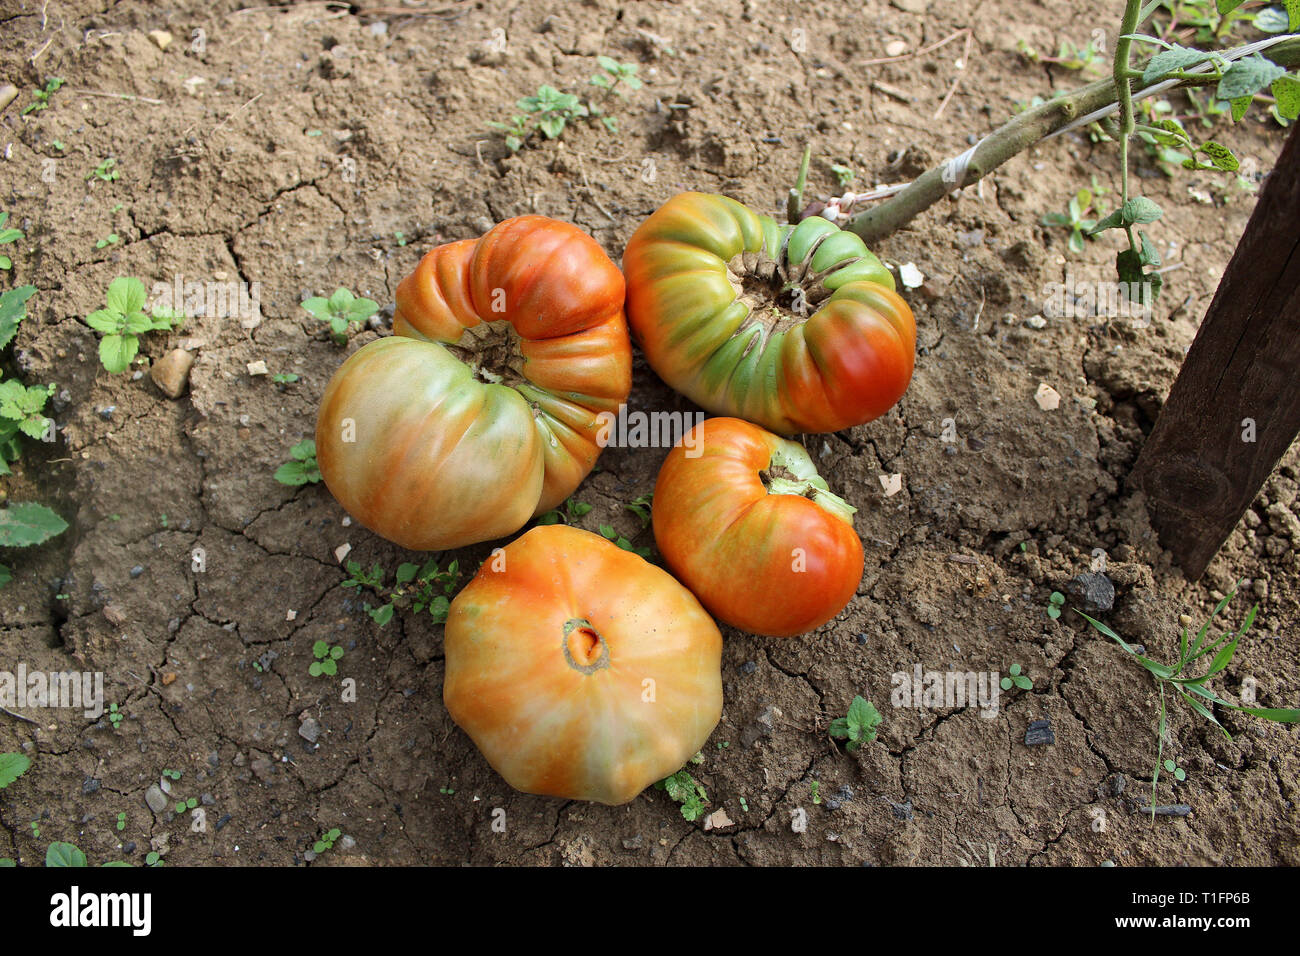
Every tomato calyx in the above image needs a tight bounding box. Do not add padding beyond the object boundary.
[444,320,528,387]
[759,439,857,525]
[726,217,872,339]
[562,617,611,674]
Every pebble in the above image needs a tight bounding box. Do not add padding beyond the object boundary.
[1110,773,1127,796]
[148,29,173,50]
[304,849,317,862]
[250,757,274,782]
[215,813,231,831]
[83,776,101,794]
[338,834,356,851]
[298,718,322,743]
[97,405,116,420]
[622,834,644,851]
[1138,804,1192,817]
[246,360,268,376]
[738,661,757,675]
[122,841,136,854]
[1024,314,1047,330]
[884,39,908,56]
[1025,718,1055,746]
[200,793,216,806]
[144,785,168,813]
[0,84,17,112]
[150,349,195,399]
[129,565,144,578]
[1065,572,1116,614]
[888,799,914,821]
[1034,383,1061,411]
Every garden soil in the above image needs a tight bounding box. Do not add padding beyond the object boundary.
[1,0,1296,866]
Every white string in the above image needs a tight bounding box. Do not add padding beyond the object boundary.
[940,137,986,192]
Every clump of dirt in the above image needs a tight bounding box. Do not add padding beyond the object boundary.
[0,0,1295,867]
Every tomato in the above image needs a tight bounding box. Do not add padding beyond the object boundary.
[652,417,863,637]
[444,525,723,805]
[622,192,915,435]
[315,217,632,551]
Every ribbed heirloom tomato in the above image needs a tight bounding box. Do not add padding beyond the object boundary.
[623,192,916,435]
[315,217,632,551]
[444,525,723,805]
[653,417,864,638]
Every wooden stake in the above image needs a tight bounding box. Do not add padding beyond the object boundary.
[1130,125,1300,579]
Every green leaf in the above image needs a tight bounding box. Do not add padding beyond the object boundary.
[1198,141,1239,171]
[395,562,419,585]
[124,311,152,335]
[0,285,37,350]
[370,603,394,626]
[1087,207,1124,236]
[46,842,87,867]
[569,500,594,517]
[290,438,316,461]
[1254,6,1291,31]
[1122,196,1163,225]
[1223,705,1300,722]
[312,640,329,659]
[0,502,68,547]
[308,662,324,677]
[1228,95,1252,122]
[84,309,121,334]
[105,277,147,316]
[329,645,344,660]
[320,658,337,676]
[0,564,11,589]
[301,297,330,318]
[1273,75,1300,121]
[1214,0,1246,12]
[274,460,320,486]
[98,333,138,374]
[1287,0,1300,31]
[1142,45,1215,86]
[538,114,566,139]
[1217,55,1288,102]
[0,752,31,788]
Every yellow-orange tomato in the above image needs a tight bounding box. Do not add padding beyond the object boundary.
[315,217,631,551]
[444,525,723,805]
[653,417,864,637]
[623,192,916,435]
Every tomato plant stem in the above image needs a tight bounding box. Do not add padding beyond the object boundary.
[844,34,1300,245]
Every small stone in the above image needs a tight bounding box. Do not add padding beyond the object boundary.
[200,793,216,806]
[334,543,352,563]
[1024,314,1047,330]
[338,834,356,851]
[738,660,757,676]
[286,609,297,621]
[161,672,176,686]
[298,718,321,743]
[144,785,168,814]
[1110,773,1127,796]
[891,0,929,10]
[621,834,644,851]
[1034,383,1061,411]
[303,849,317,863]
[250,757,274,783]
[103,605,128,626]
[246,360,268,376]
[151,349,195,399]
[148,29,173,50]
[898,262,924,289]
[1065,572,1116,614]
[1025,718,1055,746]
[122,841,136,854]
[884,39,908,56]
[369,20,388,35]
[215,813,232,831]
[97,405,116,420]
[129,565,144,578]
[83,777,101,794]
[888,799,914,821]
[703,808,734,830]
[0,84,17,113]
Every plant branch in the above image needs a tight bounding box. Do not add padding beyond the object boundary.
[845,35,1300,245]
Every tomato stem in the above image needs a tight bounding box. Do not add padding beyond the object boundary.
[762,440,857,525]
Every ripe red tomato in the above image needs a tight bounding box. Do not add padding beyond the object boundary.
[315,217,631,551]
[652,417,864,637]
[444,525,723,805]
[623,192,915,435]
